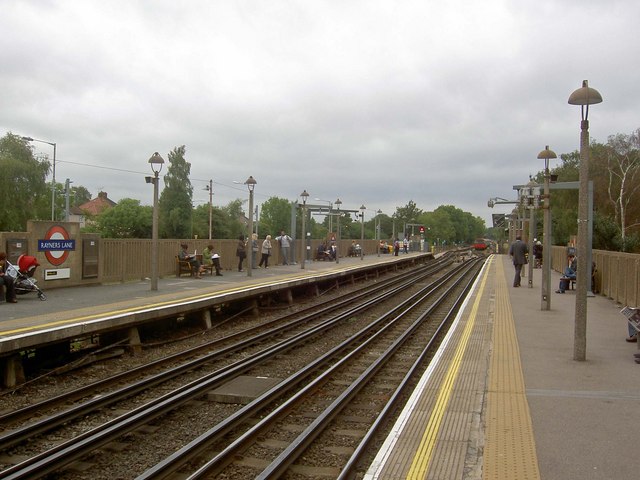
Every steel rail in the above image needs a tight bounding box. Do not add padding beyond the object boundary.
[256,259,483,479]
[0,257,450,451]
[0,259,452,479]
[138,260,477,480]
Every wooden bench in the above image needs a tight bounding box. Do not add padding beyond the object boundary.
[559,276,576,291]
[175,256,194,277]
[201,263,215,275]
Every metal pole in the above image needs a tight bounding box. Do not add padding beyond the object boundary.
[574,118,590,360]
[360,205,366,260]
[301,204,306,269]
[64,178,71,222]
[528,206,535,288]
[151,171,160,291]
[51,143,57,220]
[247,188,254,277]
[376,213,380,257]
[542,163,552,310]
[208,179,213,240]
[335,198,342,264]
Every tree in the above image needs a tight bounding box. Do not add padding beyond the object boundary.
[602,129,640,250]
[95,198,152,238]
[220,199,247,240]
[260,197,294,237]
[158,146,193,239]
[72,185,92,206]
[393,200,424,235]
[0,133,50,230]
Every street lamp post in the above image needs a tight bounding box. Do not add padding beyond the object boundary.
[376,209,382,257]
[359,204,366,260]
[245,176,257,277]
[23,136,57,220]
[568,80,602,361]
[538,146,557,311]
[147,152,165,291]
[335,198,342,264]
[205,180,213,240]
[300,190,309,269]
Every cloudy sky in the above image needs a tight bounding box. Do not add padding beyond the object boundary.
[2,0,638,225]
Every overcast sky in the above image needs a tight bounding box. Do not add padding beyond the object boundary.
[2,0,638,226]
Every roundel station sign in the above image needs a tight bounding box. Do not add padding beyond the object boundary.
[38,225,75,266]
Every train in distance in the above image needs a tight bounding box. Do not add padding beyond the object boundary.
[472,238,493,250]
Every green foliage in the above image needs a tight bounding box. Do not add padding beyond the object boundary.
[393,200,424,231]
[158,146,193,238]
[415,206,484,246]
[260,197,294,237]
[72,185,92,206]
[96,198,152,238]
[0,133,50,230]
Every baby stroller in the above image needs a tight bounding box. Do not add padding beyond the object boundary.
[5,255,47,301]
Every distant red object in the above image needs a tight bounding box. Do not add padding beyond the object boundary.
[473,239,488,250]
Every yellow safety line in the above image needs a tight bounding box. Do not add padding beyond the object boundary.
[406,257,492,479]
[0,268,355,336]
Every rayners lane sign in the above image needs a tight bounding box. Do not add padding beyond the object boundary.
[38,225,75,266]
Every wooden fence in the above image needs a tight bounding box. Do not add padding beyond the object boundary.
[100,238,381,283]
[551,245,640,307]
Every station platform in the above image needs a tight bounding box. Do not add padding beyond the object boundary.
[366,254,640,480]
[1,253,638,479]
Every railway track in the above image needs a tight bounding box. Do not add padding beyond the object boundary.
[0,254,484,479]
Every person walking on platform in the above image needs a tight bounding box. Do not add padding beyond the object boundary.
[0,252,18,303]
[508,236,528,287]
[275,230,292,265]
[236,235,247,272]
[258,235,272,268]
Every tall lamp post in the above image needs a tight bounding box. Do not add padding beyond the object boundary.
[335,198,342,264]
[568,80,602,361]
[376,209,382,257]
[23,136,57,220]
[359,204,366,260]
[300,190,309,269]
[538,146,557,311]
[245,176,257,277]
[147,152,164,291]
[205,180,213,240]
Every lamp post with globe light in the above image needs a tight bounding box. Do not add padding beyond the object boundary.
[244,176,257,277]
[146,152,164,291]
[537,146,557,311]
[568,80,602,361]
[300,190,309,269]
[359,205,366,260]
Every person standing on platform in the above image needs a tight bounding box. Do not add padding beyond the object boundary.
[508,236,528,287]
[275,230,292,265]
[0,252,18,303]
[258,235,272,268]
[236,235,246,272]
[251,233,259,269]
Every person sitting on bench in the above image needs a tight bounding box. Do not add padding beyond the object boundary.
[202,244,222,276]
[179,243,205,278]
[556,254,577,293]
[317,242,331,261]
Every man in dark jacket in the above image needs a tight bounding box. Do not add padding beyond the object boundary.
[508,236,528,287]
